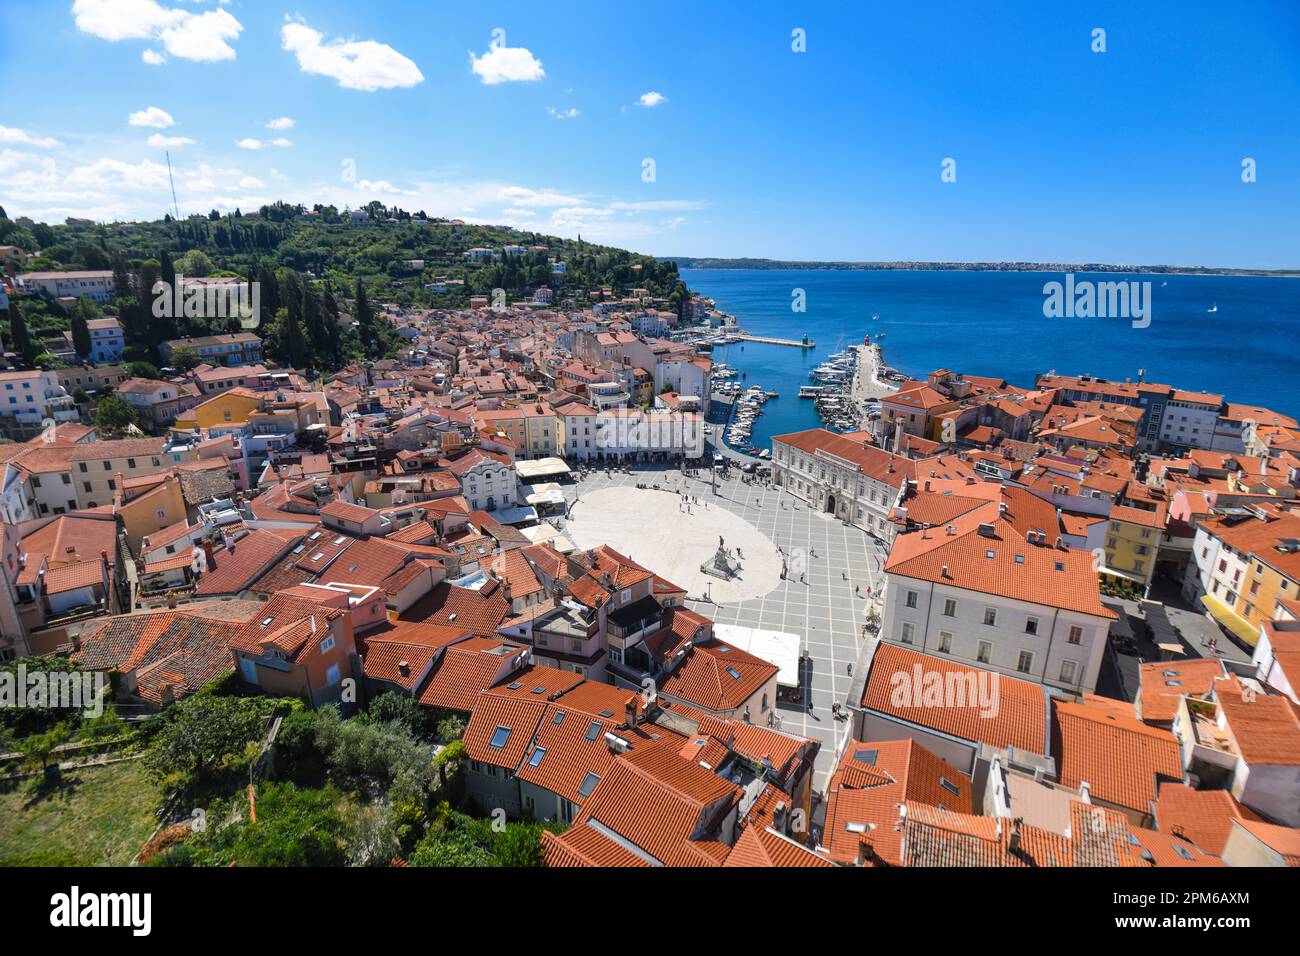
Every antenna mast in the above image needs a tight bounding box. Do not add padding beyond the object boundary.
[165,150,180,219]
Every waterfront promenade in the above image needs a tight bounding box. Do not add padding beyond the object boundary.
[736,333,815,349]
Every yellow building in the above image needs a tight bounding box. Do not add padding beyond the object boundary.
[1236,545,1300,627]
[174,386,263,432]
[1102,503,1165,595]
[115,472,187,553]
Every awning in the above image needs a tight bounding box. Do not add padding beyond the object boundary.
[1098,563,1146,585]
[514,458,571,481]
[1200,594,1261,647]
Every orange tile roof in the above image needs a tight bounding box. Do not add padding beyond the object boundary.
[723,825,835,868]
[1051,701,1183,813]
[658,639,777,714]
[885,500,1113,619]
[1215,690,1300,766]
[1153,783,1263,856]
[862,643,1049,753]
[1137,658,1226,725]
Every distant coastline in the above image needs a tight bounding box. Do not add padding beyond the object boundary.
[666,257,1300,278]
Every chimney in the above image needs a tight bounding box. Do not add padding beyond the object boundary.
[310,615,317,635]
[624,697,639,728]
[398,660,410,677]
[1079,781,1091,803]
[202,539,216,571]
[1008,818,1023,854]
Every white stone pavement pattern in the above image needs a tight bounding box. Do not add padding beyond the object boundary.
[565,487,782,603]
[557,458,892,797]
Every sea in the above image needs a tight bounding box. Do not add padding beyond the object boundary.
[681,268,1299,453]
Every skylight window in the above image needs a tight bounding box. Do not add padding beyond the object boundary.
[578,772,600,797]
[311,552,324,561]
[940,777,960,796]
[846,822,868,834]
[334,536,346,545]
[531,686,546,695]
[598,710,614,718]
[292,545,305,554]
[309,531,321,540]
[553,711,566,725]
[489,726,511,749]
[985,550,995,559]
[584,721,602,741]
[528,748,545,767]
[1014,555,1025,564]
[726,666,742,680]
[853,748,878,766]
[260,617,273,627]
[507,681,523,690]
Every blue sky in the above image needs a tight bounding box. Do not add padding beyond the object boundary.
[1,0,1297,267]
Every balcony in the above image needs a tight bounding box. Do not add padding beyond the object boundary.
[607,595,663,645]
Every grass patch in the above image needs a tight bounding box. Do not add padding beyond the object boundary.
[0,759,163,866]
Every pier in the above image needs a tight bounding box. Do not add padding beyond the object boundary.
[735,333,815,349]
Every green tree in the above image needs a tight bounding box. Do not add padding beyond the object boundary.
[143,694,266,786]
[7,301,37,366]
[177,248,213,278]
[94,395,138,435]
[69,297,98,358]
[169,344,199,372]
[226,782,346,866]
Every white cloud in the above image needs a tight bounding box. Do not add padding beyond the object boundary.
[265,117,295,130]
[547,107,580,120]
[0,126,61,148]
[236,137,292,150]
[357,179,417,196]
[128,106,174,128]
[142,49,166,65]
[147,133,195,147]
[281,18,423,92]
[609,199,706,211]
[238,176,265,189]
[637,91,666,108]
[72,0,242,62]
[469,44,544,85]
[496,185,582,208]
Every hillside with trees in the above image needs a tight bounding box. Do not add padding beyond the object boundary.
[1,202,691,375]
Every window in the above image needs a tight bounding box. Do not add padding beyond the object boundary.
[320,635,335,654]
[577,772,600,798]
[983,607,997,627]
[1025,617,1039,635]
[900,622,915,645]
[1016,650,1034,674]
[1059,660,1078,684]
[489,726,511,749]
[905,590,918,609]
[976,640,992,664]
[325,663,340,686]
[1067,625,1083,645]
[942,598,956,617]
[937,631,953,654]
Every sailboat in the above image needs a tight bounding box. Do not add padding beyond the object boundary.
[1207,303,1218,313]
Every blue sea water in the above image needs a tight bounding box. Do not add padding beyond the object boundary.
[682,268,1300,452]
